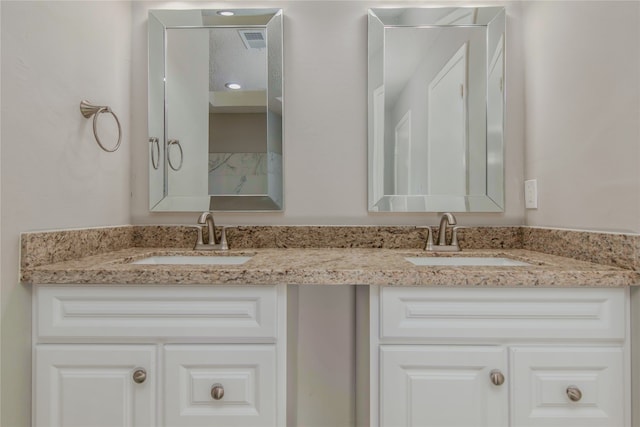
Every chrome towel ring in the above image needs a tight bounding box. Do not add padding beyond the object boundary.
[168,139,183,171]
[80,100,122,152]
[149,137,160,170]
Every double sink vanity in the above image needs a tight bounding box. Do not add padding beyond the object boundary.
[21,215,640,427]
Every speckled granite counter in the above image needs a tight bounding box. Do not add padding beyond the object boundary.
[21,246,639,288]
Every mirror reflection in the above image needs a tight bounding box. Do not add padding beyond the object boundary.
[148,9,283,212]
[368,7,505,212]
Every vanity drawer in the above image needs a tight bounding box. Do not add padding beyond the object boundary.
[163,344,277,427]
[379,287,626,342]
[510,346,625,426]
[35,285,280,342]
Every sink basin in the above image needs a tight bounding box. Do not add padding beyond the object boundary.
[131,256,253,265]
[406,257,531,267]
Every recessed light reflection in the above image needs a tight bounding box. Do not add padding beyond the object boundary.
[217,10,235,16]
[225,83,242,90]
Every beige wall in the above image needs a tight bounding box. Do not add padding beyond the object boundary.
[522,1,640,233]
[0,2,132,425]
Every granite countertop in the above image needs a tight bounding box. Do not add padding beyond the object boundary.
[22,247,640,287]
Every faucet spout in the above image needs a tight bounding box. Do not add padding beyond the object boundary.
[197,211,217,245]
[437,212,457,246]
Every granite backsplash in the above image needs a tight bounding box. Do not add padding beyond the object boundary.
[21,225,640,272]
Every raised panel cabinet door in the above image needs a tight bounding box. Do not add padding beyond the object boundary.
[164,344,278,427]
[380,345,508,427]
[33,344,156,427]
[510,346,626,427]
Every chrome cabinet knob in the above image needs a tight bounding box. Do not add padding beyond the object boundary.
[566,386,582,402]
[132,368,147,384]
[490,369,505,386]
[211,383,225,400]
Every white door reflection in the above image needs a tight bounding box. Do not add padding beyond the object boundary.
[487,35,505,207]
[394,111,411,195]
[427,43,467,197]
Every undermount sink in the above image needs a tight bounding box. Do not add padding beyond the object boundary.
[131,255,253,265]
[405,257,531,267]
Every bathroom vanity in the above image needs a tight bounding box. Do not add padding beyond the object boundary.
[30,282,633,427]
[366,286,629,426]
[32,285,287,427]
[21,226,639,427]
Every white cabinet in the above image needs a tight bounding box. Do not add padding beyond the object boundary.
[164,344,278,427]
[370,287,630,427]
[32,285,286,427]
[34,345,156,427]
[510,347,625,427]
[380,346,508,427]
[34,285,280,342]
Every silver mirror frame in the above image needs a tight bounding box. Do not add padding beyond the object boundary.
[367,7,506,213]
[148,8,284,212]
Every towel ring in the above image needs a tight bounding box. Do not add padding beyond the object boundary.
[168,139,183,171]
[80,100,122,152]
[149,137,160,170]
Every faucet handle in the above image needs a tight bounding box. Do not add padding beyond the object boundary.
[451,226,467,248]
[218,227,229,251]
[416,226,434,251]
[193,225,205,250]
[196,226,204,245]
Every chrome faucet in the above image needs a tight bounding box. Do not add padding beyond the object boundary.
[419,212,462,252]
[194,211,228,251]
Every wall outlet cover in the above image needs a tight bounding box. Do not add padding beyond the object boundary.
[525,179,538,209]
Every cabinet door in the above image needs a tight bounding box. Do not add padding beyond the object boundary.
[511,346,626,427]
[380,345,508,427]
[164,344,278,427]
[34,344,155,427]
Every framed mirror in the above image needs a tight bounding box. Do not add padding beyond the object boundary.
[368,7,505,212]
[148,8,283,212]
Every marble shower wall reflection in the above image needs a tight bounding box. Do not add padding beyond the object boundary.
[209,152,281,198]
[267,151,283,207]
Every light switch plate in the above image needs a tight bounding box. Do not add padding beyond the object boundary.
[525,179,538,209]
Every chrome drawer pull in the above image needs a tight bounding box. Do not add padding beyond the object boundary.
[566,386,582,402]
[132,368,147,384]
[489,369,505,386]
[211,383,225,400]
